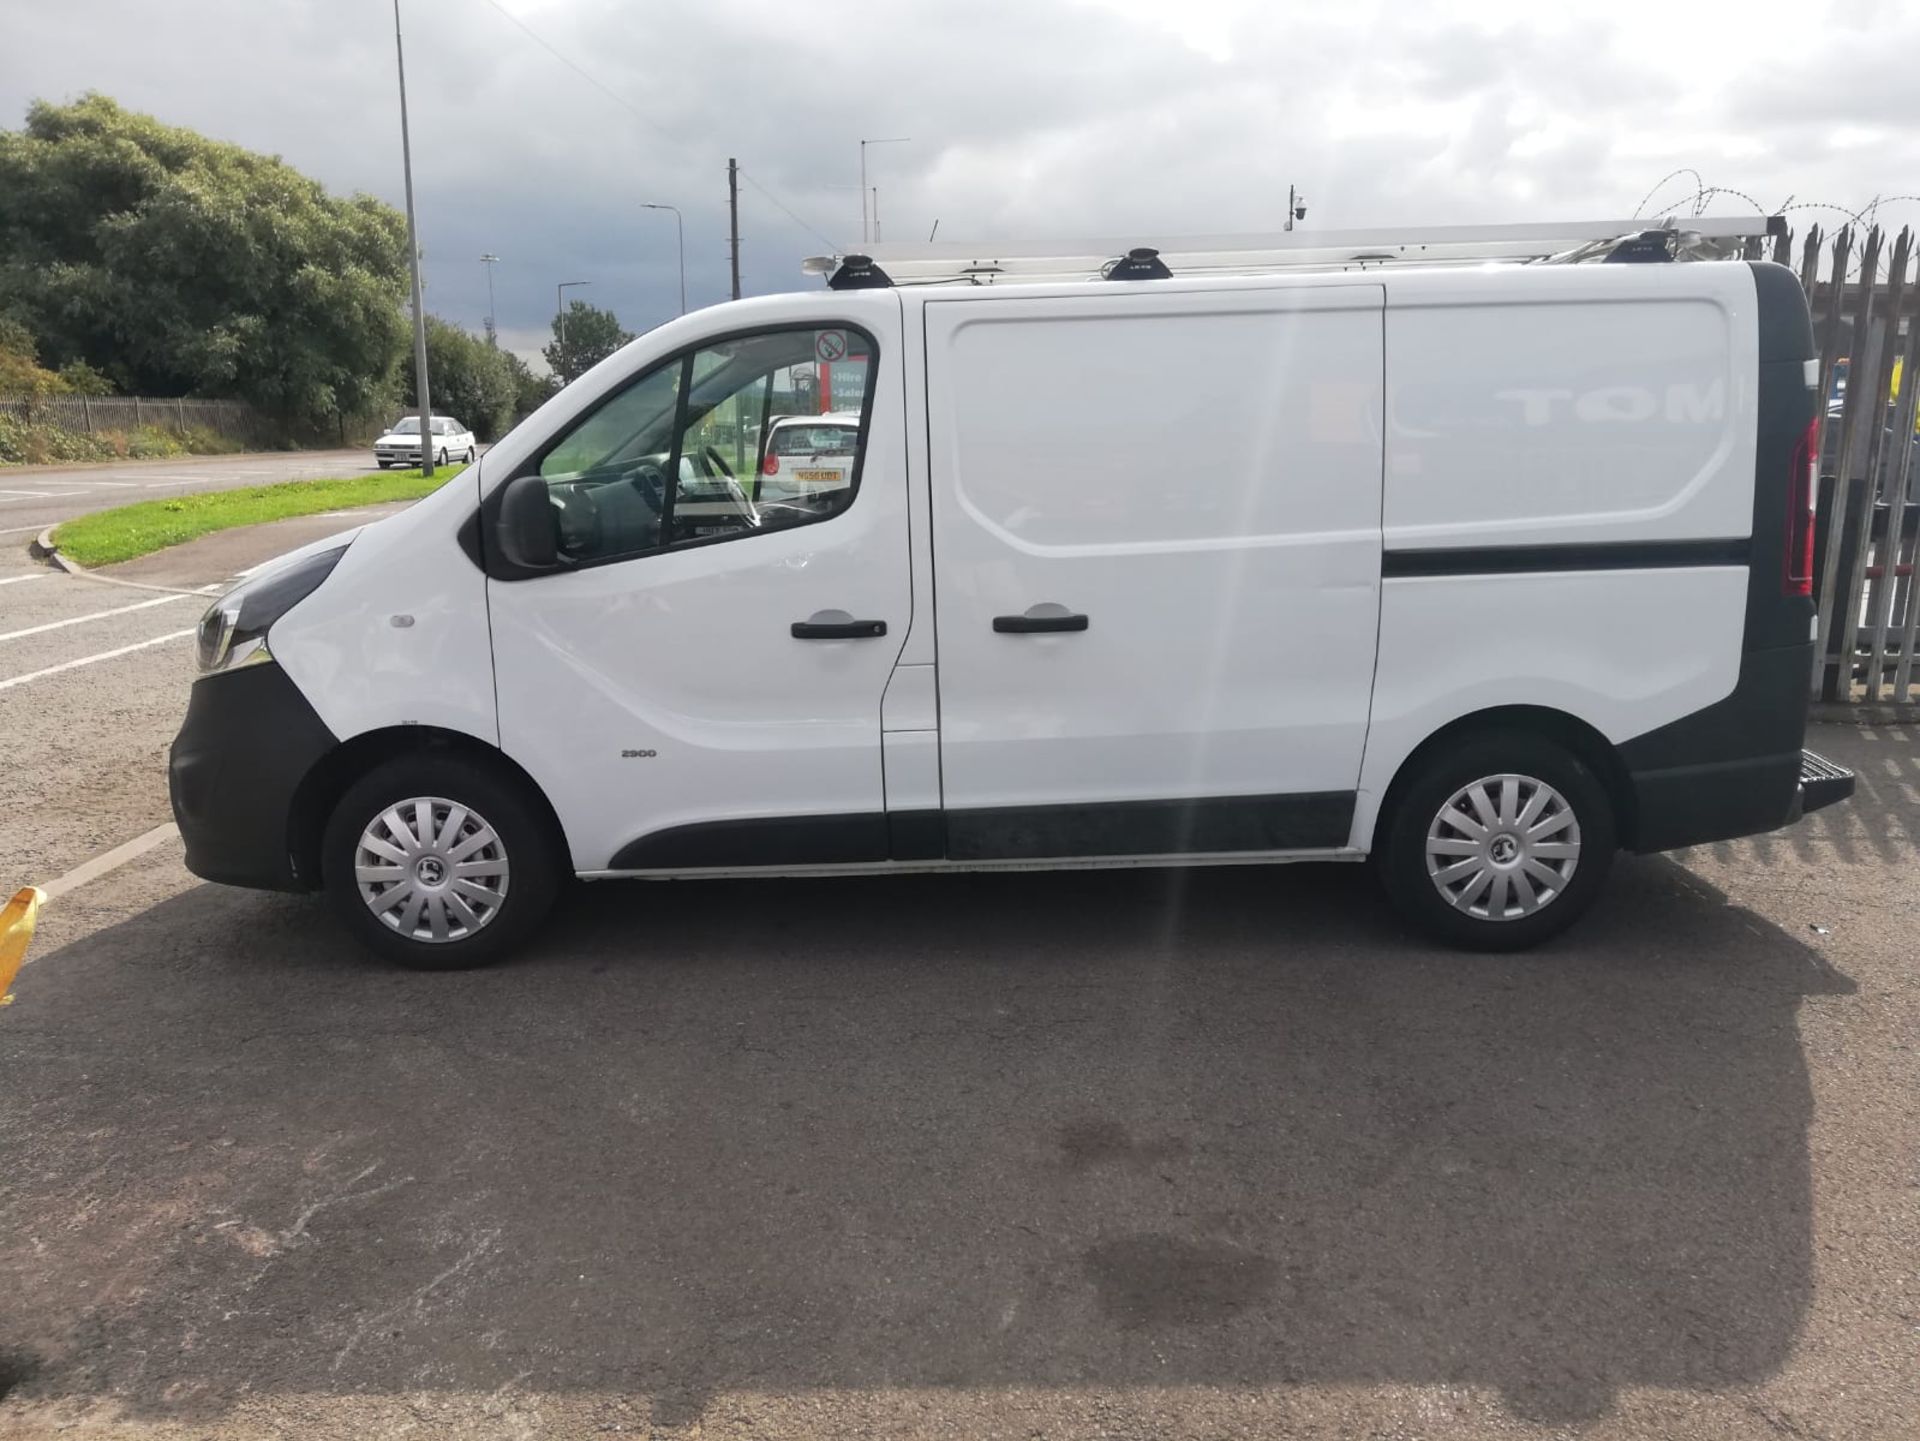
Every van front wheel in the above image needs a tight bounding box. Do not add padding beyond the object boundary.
[1380,731,1615,951]
[322,754,562,969]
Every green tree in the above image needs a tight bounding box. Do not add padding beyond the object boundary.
[399,316,515,440]
[55,361,114,396]
[503,350,559,420]
[0,316,60,397]
[0,94,409,431]
[542,300,634,384]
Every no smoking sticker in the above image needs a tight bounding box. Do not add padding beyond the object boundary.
[815,329,849,363]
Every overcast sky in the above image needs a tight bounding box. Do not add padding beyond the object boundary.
[6,0,1918,367]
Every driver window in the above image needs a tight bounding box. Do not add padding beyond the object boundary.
[530,325,876,567]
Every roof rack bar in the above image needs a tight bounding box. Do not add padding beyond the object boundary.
[802,216,1784,286]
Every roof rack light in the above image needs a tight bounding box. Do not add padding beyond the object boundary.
[1105,247,1173,281]
[827,253,894,290]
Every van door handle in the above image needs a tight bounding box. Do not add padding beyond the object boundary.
[792,609,887,639]
[993,606,1089,634]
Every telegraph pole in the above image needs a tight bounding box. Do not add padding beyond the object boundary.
[727,158,741,300]
[392,0,433,477]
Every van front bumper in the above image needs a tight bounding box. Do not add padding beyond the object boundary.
[169,662,337,892]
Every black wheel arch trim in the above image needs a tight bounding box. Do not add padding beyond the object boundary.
[288,725,574,891]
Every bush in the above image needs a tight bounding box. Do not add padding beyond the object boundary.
[0,332,68,400]
[125,426,184,459]
[0,416,248,466]
[176,423,246,455]
[0,414,116,464]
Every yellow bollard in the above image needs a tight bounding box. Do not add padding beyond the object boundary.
[0,887,44,1007]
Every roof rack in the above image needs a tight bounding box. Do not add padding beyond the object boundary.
[804,215,1784,288]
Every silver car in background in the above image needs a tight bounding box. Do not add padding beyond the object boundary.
[373,415,477,469]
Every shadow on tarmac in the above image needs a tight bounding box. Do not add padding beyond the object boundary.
[0,851,1850,1426]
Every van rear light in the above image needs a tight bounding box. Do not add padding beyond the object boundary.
[1784,413,1818,597]
[763,453,779,476]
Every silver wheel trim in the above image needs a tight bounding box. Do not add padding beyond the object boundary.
[354,795,510,944]
[1425,773,1581,922]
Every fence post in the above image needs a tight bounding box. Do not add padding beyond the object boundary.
[80,394,93,433]
[1861,228,1914,698]
[1890,277,1920,701]
[133,396,143,429]
[1814,225,1879,699]
[176,397,187,431]
[1836,227,1907,700]
[1799,223,1823,301]
[1809,224,1846,693]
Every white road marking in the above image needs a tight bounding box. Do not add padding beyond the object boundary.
[34,822,182,906]
[0,489,58,501]
[0,627,194,691]
[0,524,55,536]
[0,574,47,587]
[25,477,137,488]
[0,592,193,643]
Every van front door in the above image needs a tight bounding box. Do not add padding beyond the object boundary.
[925,283,1385,859]
[486,308,910,872]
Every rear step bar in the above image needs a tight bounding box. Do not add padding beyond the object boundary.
[1795,749,1856,820]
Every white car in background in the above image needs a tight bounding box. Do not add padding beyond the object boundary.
[374,416,477,469]
[758,412,860,498]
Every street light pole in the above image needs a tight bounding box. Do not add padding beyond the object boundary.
[555,279,590,380]
[642,203,686,315]
[479,253,499,345]
[859,137,909,245]
[392,0,434,477]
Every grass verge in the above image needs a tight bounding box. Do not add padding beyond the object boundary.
[52,465,464,568]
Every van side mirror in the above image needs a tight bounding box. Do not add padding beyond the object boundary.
[493,473,558,570]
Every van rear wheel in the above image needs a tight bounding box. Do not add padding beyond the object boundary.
[1380,731,1614,951]
[322,754,562,969]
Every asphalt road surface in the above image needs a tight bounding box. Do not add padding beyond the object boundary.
[2,512,1917,1438]
[0,449,396,536]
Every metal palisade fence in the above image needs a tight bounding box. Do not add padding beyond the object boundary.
[1757,221,1920,707]
[0,394,267,442]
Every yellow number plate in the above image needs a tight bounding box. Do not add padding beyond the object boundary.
[793,469,840,482]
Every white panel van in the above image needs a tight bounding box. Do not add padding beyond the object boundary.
[170,250,1854,968]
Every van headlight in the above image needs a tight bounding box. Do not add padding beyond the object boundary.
[195,543,349,674]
